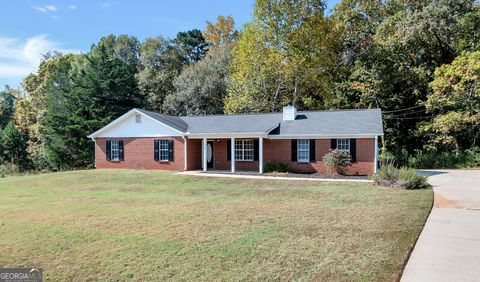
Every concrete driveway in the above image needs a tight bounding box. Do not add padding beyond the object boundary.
[402,170,480,282]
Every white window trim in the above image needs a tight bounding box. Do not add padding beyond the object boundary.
[337,138,350,152]
[159,140,170,161]
[234,139,254,161]
[297,139,310,163]
[111,140,120,161]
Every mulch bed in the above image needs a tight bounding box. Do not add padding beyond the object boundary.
[264,172,369,180]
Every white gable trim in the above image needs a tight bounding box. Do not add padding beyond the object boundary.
[88,109,184,139]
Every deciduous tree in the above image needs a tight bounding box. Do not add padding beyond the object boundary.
[422,51,480,149]
[164,45,233,115]
[203,15,238,47]
[136,37,184,111]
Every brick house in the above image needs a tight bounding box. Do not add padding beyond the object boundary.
[88,105,384,175]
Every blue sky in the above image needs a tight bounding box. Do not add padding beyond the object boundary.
[0,0,338,90]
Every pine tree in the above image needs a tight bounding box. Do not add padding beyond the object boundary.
[43,44,143,169]
[0,121,30,170]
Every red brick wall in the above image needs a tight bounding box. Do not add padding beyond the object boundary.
[95,137,185,170]
[186,139,202,170]
[212,139,258,171]
[95,137,376,174]
[263,138,375,175]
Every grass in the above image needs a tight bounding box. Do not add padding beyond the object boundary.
[0,170,432,281]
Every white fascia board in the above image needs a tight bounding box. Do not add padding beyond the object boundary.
[267,134,383,139]
[186,132,268,139]
[88,108,185,139]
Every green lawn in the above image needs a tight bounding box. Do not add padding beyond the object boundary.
[0,170,432,281]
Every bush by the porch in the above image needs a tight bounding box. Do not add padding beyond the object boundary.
[264,162,288,173]
[322,149,352,175]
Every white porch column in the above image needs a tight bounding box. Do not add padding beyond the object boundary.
[374,135,379,173]
[231,137,235,173]
[202,138,207,172]
[259,137,263,174]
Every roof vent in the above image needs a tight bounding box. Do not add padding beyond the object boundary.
[283,104,297,121]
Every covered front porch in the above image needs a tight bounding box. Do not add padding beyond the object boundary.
[187,136,265,174]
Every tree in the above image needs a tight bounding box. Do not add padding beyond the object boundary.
[225,0,334,113]
[94,34,140,73]
[136,37,184,111]
[174,29,209,63]
[203,15,238,47]
[225,22,285,113]
[163,45,233,115]
[329,0,478,160]
[422,51,480,149]
[42,42,143,169]
[15,54,78,169]
[0,86,18,129]
[0,121,29,170]
[455,5,480,52]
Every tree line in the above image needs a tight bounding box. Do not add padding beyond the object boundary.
[0,0,479,172]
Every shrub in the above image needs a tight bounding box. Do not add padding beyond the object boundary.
[378,151,395,167]
[372,164,398,186]
[408,151,461,168]
[397,168,432,189]
[408,148,480,169]
[0,163,20,178]
[264,162,288,173]
[372,164,431,189]
[464,147,480,168]
[322,149,352,175]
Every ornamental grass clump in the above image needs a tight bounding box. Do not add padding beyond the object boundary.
[372,164,431,189]
[322,149,352,175]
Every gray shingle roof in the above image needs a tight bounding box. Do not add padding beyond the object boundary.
[270,109,384,136]
[180,114,280,134]
[137,109,189,132]
[138,108,384,136]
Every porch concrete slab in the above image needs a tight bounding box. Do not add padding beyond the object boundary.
[176,170,373,183]
[402,169,480,282]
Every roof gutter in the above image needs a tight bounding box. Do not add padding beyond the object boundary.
[185,132,268,139]
[267,134,384,139]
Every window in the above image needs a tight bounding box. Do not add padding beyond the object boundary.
[337,138,350,151]
[135,114,141,123]
[297,139,310,162]
[235,139,254,161]
[159,140,170,161]
[111,140,120,161]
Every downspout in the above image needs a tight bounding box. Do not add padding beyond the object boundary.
[182,136,188,171]
[374,135,379,173]
[91,137,97,168]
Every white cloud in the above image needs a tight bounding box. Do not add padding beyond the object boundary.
[45,5,57,11]
[32,4,58,13]
[0,35,79,81]
[32,6,47,13]
[69,5,77,10]
[101,2,111,7]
